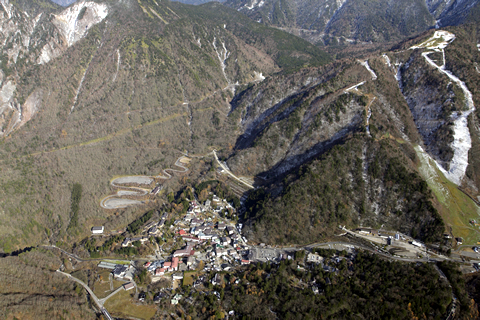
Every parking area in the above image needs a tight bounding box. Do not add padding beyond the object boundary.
[249,248,280,262]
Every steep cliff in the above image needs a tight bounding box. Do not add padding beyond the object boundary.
[0,0,109,136]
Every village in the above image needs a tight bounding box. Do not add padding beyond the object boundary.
[85,191,374,309]
[76,182,479,318]
[52,190,480,320]
[89,192,253,301]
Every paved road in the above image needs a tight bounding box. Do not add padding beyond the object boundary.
[213,150,254,189]
[43,235,472,272]
[43,245,83,262]
[56,270,103,308]
[270,241,430,263]
[56,270,116,319]
[100,154,190,210]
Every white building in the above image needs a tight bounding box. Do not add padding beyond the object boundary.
[307,253,324,264]
[91,226,104,234]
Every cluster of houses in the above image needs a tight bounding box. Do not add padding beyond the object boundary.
[94,194,248,305]
[141,197,250,280]
[187,195,236,216]
[146,212,169,236]
[146,257,182,277]
[121,212,170,247]
[210,195,235,214]
[146,246,198,279]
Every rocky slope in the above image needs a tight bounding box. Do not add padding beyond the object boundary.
[50,0,78,6]
[0,0,108,136]
[427,0,480,27]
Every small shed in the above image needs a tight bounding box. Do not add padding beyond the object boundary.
[123,282,135,291]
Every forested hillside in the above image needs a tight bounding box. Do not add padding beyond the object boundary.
[0,0,479,257]
[0,0,329,251]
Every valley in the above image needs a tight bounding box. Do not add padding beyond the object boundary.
[1,0,480,318]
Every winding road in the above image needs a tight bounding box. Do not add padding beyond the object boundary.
[56,270,102,307]
[101,149,254,210]
[100,155,190,209]
[55,269,118,320]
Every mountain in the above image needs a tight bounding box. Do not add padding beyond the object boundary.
[0,0,329,251]
[1,0,480,318]
[0,0,478,256]
[224,0,480,46]
[427,0,480,27]
[232,24,480,245]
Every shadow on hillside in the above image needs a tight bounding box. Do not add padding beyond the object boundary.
[254,131,355,186]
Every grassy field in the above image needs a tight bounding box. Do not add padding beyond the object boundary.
[415,146,480,246]
[93,280,112,299]
[183,271,196,286]
[93,270,126,299]
[104,289,157,320]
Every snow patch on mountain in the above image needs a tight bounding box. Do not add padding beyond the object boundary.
[253,71,265,82]
[70,66,89,114]
[412,30,475,185]
[410,30,455,51]
[423,51,475,185]
[244,0,263,10]
[382,54,391,67]
[113,49,121,82]
[365,97,375,137]
[359,60,377,80]
[213,37,231,85]
[345,81,365,93]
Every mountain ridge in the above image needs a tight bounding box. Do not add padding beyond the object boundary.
[224,0,480,47]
